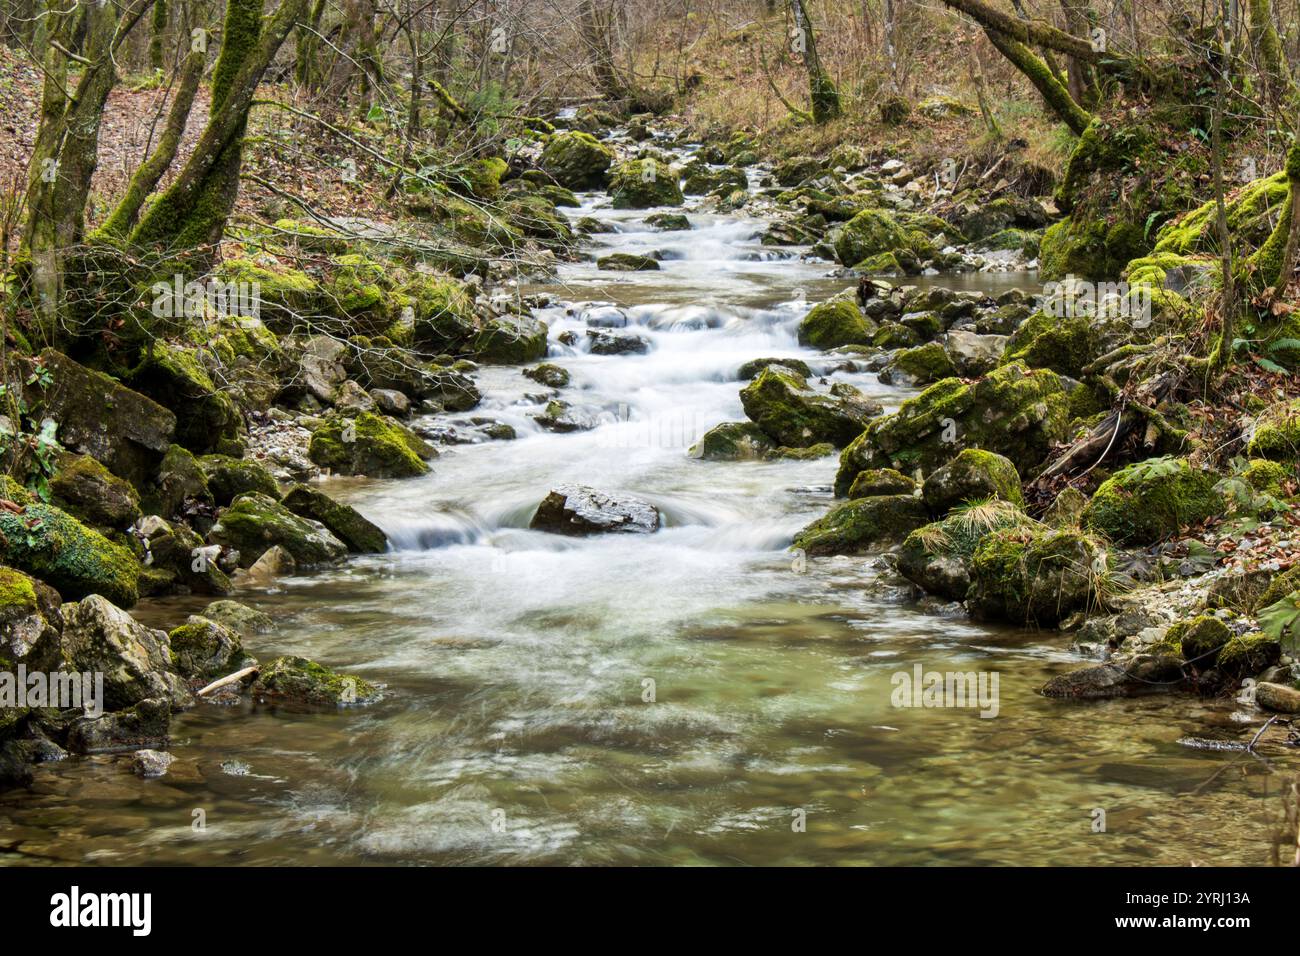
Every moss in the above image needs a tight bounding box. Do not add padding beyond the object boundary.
[689,421,776,460]
[895,500,1031,601]
[798,299,874,349]
[872,322,922,349]
[835,362,1070,493]
[539,131,615,189]
[128,341,244,455]
[199,454,280,504]
[1043,116,1207,281]
[1257,564,1300,609]
[890,342,957,384]
[308,412,432,478]
[1167,615,1231,668]
[922,448,1024,513]
[253,655,380,707]
[1216,631,1282,678]
[208,492,347,568]
[834,209,907,268]
[740,367,874,449]
[49,452,142,528]
[847,468,917,498]
[1082,457,1221,546]
[792,494,929,556]
[323,253,400,337]
[967,526,1107,626]
[1246,399,1300,460]
[281,483,386,553]
[1002,310,1095,378]
[217,258,322,331]
[1242,458,1290,496]
[0,502,141,607]
[168,614,249,679]
[609,160,684,209]
[1154,172,1289,256]
[155,444,214,518]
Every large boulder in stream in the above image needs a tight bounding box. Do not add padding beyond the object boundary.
[60,595,190,710]
[610,160,684,209]
[530,485,661,536]
[741,367,881,449]
[308,412,434,478]
[834,362,1070,495]
[207,493,348,568]
[281,484,387,553]
[966,526,1108,627]
[540,131,616,189]
[798,299,877,349]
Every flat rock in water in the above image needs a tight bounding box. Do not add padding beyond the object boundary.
[530,484,661,536]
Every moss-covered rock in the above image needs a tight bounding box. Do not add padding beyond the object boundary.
[155,444,214,520]
[126,342,245,456]
[883,342,958,386]
[308,412,433,478]
[1166,615,1231,669]
[49,452,141,529]
[1002,310,1096,379]
[281,484,387,553]
[834,209,906,268]
[540,131,616,189]
[1246,399,1300,461]
[21,349,176,489]
[798,299,876,349]
[523,363,570,388]
[200,599,273,637]
[896,500,1032,601]
[597,253,660,271]
[967,526,1108,626]
[217,258,323,332]
[1082,457,1221,546]
[0,567,62,673]
[0,501,141,607]
[609,159,684,208]
[60,595,189,709]
[835,362,1070,494]
[207,492,348,568]
[168,614,252,679]
[740,367,880,449]
[253,655,381,707]
[847,468,917,498]
[133,515,232,597]
[1040,116,1205,282]
[1216,632,1282,679]
[792,494,929,556]
[921,449,1024,515]
[199,454,280,505]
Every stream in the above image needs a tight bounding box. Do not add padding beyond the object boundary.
[1,151,1295,867]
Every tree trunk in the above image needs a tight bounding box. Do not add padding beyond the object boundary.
[130,0,310,257]
[789,0,840,123]
[21,0,155,341]
[579,0,625,100]
[98,49,205,238]
[149,0,168,71]
[984,28,1091,134]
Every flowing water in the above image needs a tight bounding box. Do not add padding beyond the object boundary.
[2,173,1296,867]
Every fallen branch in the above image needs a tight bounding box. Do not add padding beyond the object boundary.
[197,665,259,697]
